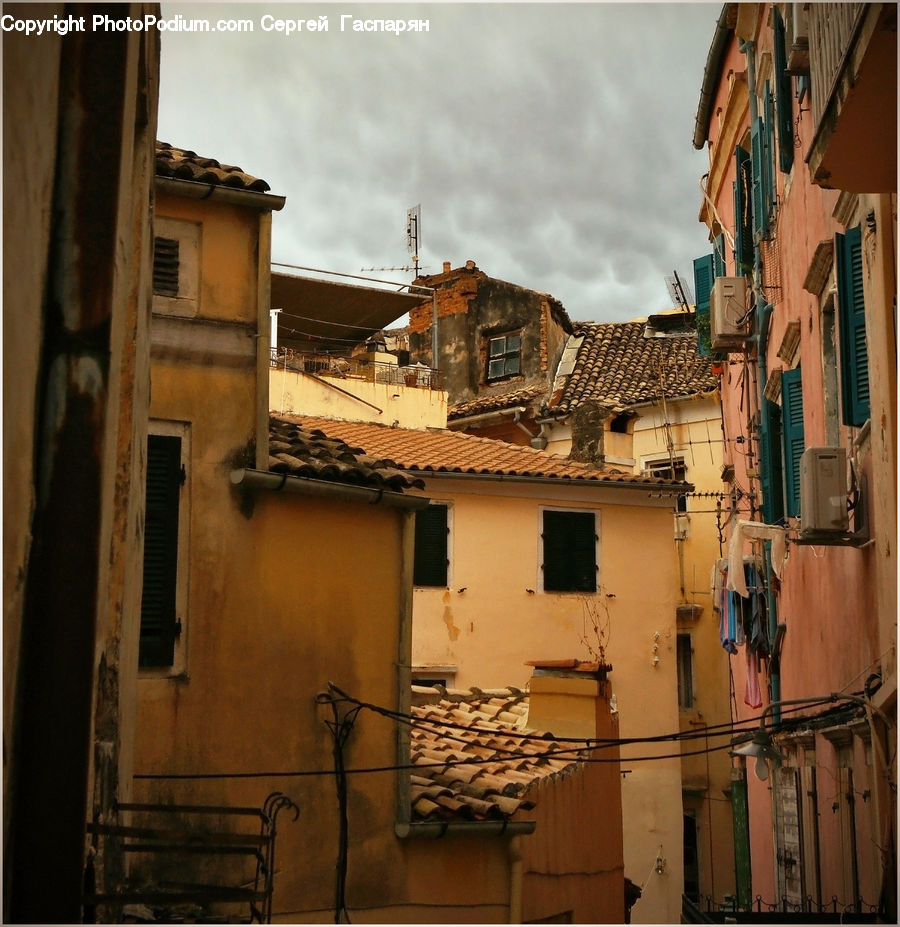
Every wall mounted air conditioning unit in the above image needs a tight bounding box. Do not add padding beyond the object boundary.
[710,277,750,349]
[799,446,848,536]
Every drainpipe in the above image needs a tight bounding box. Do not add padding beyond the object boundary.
[509,834,524,923]
[396,511,415,830]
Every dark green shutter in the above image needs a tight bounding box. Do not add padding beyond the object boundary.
[836,226,870,426]
[751,118,766,238]
[713,233,727,278]
[764,82,776,218]
[734,147,754,275]
[693,253,715,357]
[781,368,805,518]
[542,510,597,593]
[414,504,449,587]
[759,398,785,524]
[153,237,180,297]
[774,8,795,173]
[140,434,182,667]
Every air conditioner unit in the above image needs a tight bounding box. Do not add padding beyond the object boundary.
[799,447,848,536]
[710,277,750,349]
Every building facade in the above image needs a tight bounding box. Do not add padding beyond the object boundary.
[691,3,896,917]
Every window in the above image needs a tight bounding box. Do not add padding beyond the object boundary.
[140,432,186,668]
[486,333,521,381]
[733,145,754,275]
[677,634,694,709]
[413,503,449,587]
[692,253,715,356]
[781,367,805,518]
[759,397,786,524]
[541,509,598,593]
[751,84,775,238]
[153,236,180,297]
[836,226,870,427]
[645,457,688,513]
[152,217,201,315]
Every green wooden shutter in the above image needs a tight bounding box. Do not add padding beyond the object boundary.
[774,8,795,173]
[542,510,597,593]
[413,503,449,587]
[693,253,715,357]
[759,397,785,524]
[836,226,870,426]
[734,147,754,275]
[781,368,805,518]
[764,82,776,218]
[714,233,727,278]
[751,118,766,238]
[140,434,182,667]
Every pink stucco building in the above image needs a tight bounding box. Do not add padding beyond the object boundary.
[691,3,895,918]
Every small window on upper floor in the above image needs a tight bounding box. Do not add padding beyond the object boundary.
[645,457,688,513]
[152,217,201,316]
[486,332,522,381]
[541,508,598,594]
[413,503,450,588]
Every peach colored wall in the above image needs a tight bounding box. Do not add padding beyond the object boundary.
[410,477,685,923]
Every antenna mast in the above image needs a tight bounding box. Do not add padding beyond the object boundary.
[406,204,421,275]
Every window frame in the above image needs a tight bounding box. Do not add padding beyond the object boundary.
[413,501,451,589]
[139,421,190,674]
[835,225,870,427]
[781,367,806,518]
[676,633,695,709]
[152,217,201,317]
[643,455,688,514]
[539,507,599,595]
[485,331,523,382]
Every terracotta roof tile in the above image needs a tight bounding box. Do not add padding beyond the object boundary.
[156,141,271,192]
[550,320,717,415]
[408,687,583,822]
[267,415,425,491]
[448,384,548,420]
[277,414,683,488]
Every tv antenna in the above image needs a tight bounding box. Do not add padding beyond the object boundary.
[360,205,427,276]
[664,271,694,311]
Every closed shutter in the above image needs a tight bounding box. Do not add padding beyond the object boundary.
[764,83,776,218]
[760,397,785,524]
[734,147,754,275]
[781,368,805,518]
[836,226,870,426]
[713,233,727,278]
[542,510,597,593]
[774,8,795,173]
[140,434,182,667]
[153,237,180,297]
[751,118,766,238]
[414,504,448,587]
[693,253,715,357]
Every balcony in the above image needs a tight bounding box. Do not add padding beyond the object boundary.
[805,3,897,192]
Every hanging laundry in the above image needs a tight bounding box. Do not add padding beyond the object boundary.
[744,649,763,709]
[727,520,788,596]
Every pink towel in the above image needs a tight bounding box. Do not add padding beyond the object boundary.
[744,650,763,709]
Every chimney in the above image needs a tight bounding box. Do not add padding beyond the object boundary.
[443,261,451,274]
[465,260,476,271]
[525,660,617,741]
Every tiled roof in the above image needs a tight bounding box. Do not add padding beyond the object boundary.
[278,413,683,487]
[448,384,548,421]
[268,415,425,491]
[550,320,717,415]
[409,687,583,822]
[155,142,271,192]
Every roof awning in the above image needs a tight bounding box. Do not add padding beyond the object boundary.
[270,271,430,354]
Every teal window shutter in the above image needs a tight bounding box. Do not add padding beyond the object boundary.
[693,253,715,357]
[542,510,597,593]
[750,118,766,238]
[764,82,776,217]
[781,368,805,517]
[773,8,795,173]
[734,147,753,275]
[836,226,870,426]
[414,503,449,586]
[714,233,727,278]
[759,398,785,524]
[140,434,182,667]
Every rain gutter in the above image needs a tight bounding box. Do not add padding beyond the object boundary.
[395,820,536,839]
[693,4,736,149]
[406,468,692,496]
[448,406,528,427]
[155,176,286,212]
[230,468,430,510]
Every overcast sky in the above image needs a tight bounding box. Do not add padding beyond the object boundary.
[158,2,720,323]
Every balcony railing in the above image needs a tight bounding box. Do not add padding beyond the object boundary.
[272,350,445,391]
[808,3,866,128]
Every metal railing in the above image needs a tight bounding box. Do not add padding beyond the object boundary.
[687,892,881,924]
[271,350,445,391]
[84,791,299,924]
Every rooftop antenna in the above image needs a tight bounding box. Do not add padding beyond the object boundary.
[360,204,427,276]
[665,270,694,311]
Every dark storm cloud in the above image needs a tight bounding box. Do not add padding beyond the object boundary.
[158,2,720,321]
